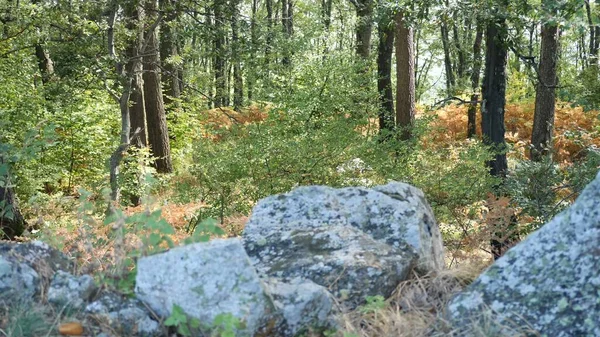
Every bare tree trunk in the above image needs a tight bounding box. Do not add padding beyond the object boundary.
[125,2,147,148]
[481,3,510,260]
[143,0,172,173]
[531,19,559,161]
[0,156,25,239]
[452,13,465,80]
[265,0,273,69]
[159,0,181,110]
[395,12,415,140]
[231,0,243,110]
[248,0,258,101]
[321,0,333,60]
[441,22,455,95]
[213,0,226,107]
[468,22,483,139]
[377,11,395,135]
[352,0,373,58]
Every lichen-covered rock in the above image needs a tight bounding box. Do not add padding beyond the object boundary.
[85,291,161,337]
[0,241,73,303]
[446,171,600,336]
[0,240,73,273]
[135,238,278,336]
[48,271,96,310]
[0,255,38,302]
[246,223,416,309]
[264,277,339,336]
[243,182,444,273]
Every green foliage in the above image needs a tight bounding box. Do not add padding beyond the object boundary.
[118,147,157,206]
[358,295,386,314]
[164,304,201,337]
[0,300,53,337]
[210,313,245,337]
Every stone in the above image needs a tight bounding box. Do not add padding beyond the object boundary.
[0,255,38,302]
[243,182,444,274]
[264,277,339,336]
[135,238,278,336]
[0,241,73,303]
[48,271,96,310]
[85,291,161,337]
[446,171,600,336]
[246,223,416,309]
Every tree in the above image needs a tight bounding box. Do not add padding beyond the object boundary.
[213,0,227,107]
[395,11,415,140]
[159,0,182,110]
[231,0,244,110]
[377,7,395,135]
[531,8,559,161]
[467,22,483,138]
[350,0,374,58]
[143,0,173,173]
[481,9,508,178]
[0,156,25,239]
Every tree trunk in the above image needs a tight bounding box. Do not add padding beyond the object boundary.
[143,0,173,173]
[231,0,243,110]
[452,13,465,80]
[441,22,455,95]
[467,22,483,139]
[281,0,294,66]
[125,2,147,148]
[34,44,54,85]
[531,20,559,161]
[395,12,415,140]
[377,12,395,135]
[159,0,181,109]
[265,0,274,69]
[321,0,333,59]
[248,0,258,101]
[353,0,373,58]
[213,0,227,107]
[481,20,508,178]
[0,156,25,240]
[481,5,510,260]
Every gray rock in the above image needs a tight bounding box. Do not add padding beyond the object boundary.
[0,255,38,302]
[264,277,339,336]
[0,240,73,303]
[0,240,73,274]
[48,271,96,310]
[244,182,444,274]
[85,291,161,337]
[246,223,416,309]
[135,238,278,336]
[446,171,600,336]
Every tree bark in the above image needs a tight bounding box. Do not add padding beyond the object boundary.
[231,0,243,110]
[352,0,373,58]
[441,22,455,95]
[531,19,559,161]
[377,12,395,135]
[0,156,25,240]
[265,0,274,69]
[467,22,483,139]
[481,19,508,178]
[213,0,227,107]
[395,12,415,140]
[159,0,181,109]
[143,0,173,173]
[125,2,147,148]
[248,0,258,101]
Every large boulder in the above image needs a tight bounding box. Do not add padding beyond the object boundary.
[446,171,600,336]
[48,271,97,310]
[135,238,279,336]
[243,182,444,308]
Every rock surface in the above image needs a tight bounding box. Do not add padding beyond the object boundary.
[135,238,278,336]
[446,171,600,336]
[48,271,96,310]
[243,182,443,308]
[86,291,162,337]
[0,240,72,303]
[264,277,339,336]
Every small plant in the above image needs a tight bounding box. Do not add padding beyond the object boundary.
[211,313,245,337]
[358,295,386,314]
[164,304,201,337]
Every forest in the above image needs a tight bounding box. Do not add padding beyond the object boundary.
[0,0,600,335]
